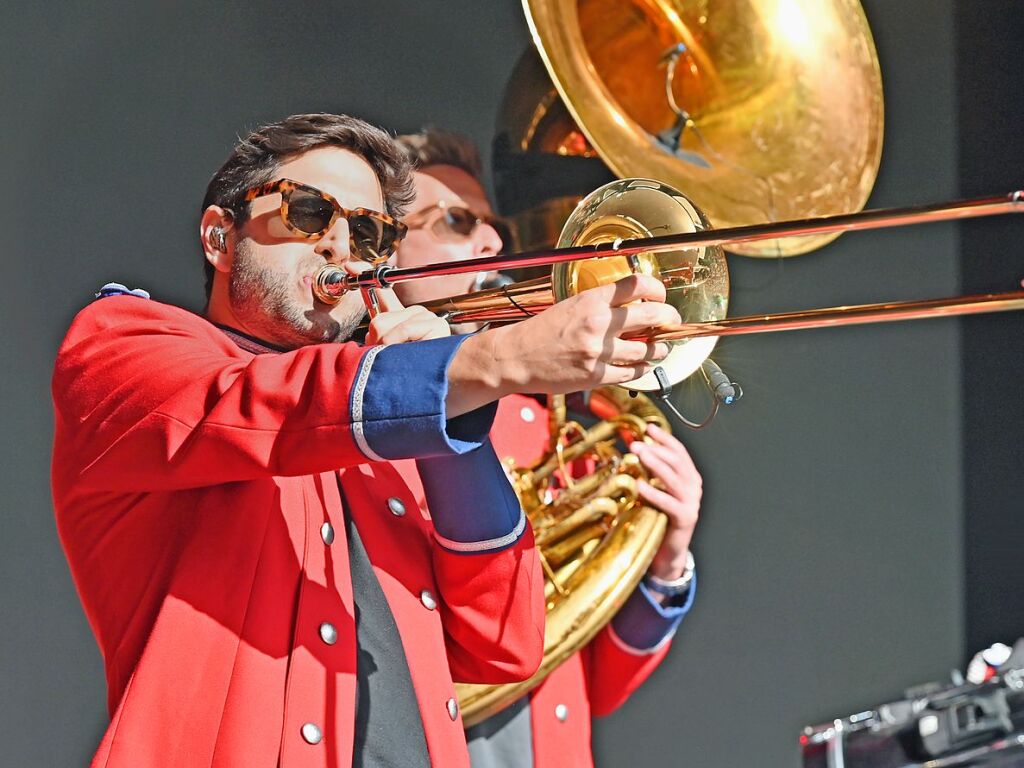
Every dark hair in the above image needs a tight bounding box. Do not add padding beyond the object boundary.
[395,128,483,181]
[201,112,414,297]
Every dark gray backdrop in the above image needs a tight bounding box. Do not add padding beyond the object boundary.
[1,2,1020,766]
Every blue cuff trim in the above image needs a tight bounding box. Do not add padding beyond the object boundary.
[611,571,697,651]
[352,335,498,461]
[417,439,526,554]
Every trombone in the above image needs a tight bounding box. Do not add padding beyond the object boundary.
[315,181,1024,385]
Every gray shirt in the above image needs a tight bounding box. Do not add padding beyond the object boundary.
[465,697,534,768]
[345,504,431,767]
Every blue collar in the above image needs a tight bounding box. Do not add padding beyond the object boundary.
[215,325,287,355]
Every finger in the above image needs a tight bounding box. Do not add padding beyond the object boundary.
[579,274,668,308]
[630,441,686,495]
[594,360,656,386]
[370,304,440,328]
[609,274,667,306]
[377,315,451,345]
[636,479,698,529]
[377,322,449,345]
[366,306,419,343]
[611,302,683,334]
[396,317,451,342]
[367,306,414,334]
[630,436,704,507]
[604,338,671,365]
[372,287,406,313]
[644,424,701,482]
[398,305,451,333]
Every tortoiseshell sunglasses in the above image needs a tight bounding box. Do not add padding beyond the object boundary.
[242,178,407,264]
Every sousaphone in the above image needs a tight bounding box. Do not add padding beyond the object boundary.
[454,0,882,726]
[496,0,884,256]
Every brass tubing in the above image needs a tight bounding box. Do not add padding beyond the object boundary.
[532,414,648,484]
[533,468,614,521]
[634,290,1024,342]
[544,519,614,568]
[531,420,621,483]
[535,497,618,549]
[314,192,1024,302]
[456,386,671,725]
[548,394,568,455]
[535,475,639,547]
[420,276,552,324]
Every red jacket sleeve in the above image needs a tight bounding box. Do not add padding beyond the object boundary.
[431,526,545,684]
[51,297,378,492]
[583,573,696,715]
[391,450,546,685]
[52,297,489,494]
[582,620,674,716]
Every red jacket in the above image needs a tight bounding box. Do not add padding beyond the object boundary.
[51,295,544,768]
[403,396,693,767]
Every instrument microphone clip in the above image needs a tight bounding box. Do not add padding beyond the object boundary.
[648,358,742,430]
[701,359,743,406]
[652,366,710,430]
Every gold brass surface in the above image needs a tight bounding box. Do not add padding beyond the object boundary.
[335,186,1022,370]
[516,0,884,256]
[555,178,729,389]
[455,387,670,727]
[415,178,730,390]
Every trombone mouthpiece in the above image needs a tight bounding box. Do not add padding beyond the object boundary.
[313,265,347,305]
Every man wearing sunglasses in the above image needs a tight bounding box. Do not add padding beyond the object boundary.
[393,129,702,768]
[51,113,681,768]
[390,131,511,315]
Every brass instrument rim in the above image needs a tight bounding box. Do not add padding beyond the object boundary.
[519,0,886,256]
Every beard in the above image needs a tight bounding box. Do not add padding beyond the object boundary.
[228,240,366,349]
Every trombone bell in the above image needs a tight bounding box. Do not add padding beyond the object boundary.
[554,178,729,390]
[413,178,730,391]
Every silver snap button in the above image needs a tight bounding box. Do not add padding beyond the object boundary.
[319,622,338,645]
[447,697,459,721]
[320,522,335,545]
[301,722,322,744]
[520,407,536,423]
[387,497,406,517]
[420,589,437,611]
[555,703,568,722]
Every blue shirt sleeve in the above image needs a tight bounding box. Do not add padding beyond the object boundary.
[610,571,697,652]
[416,439,527,555]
